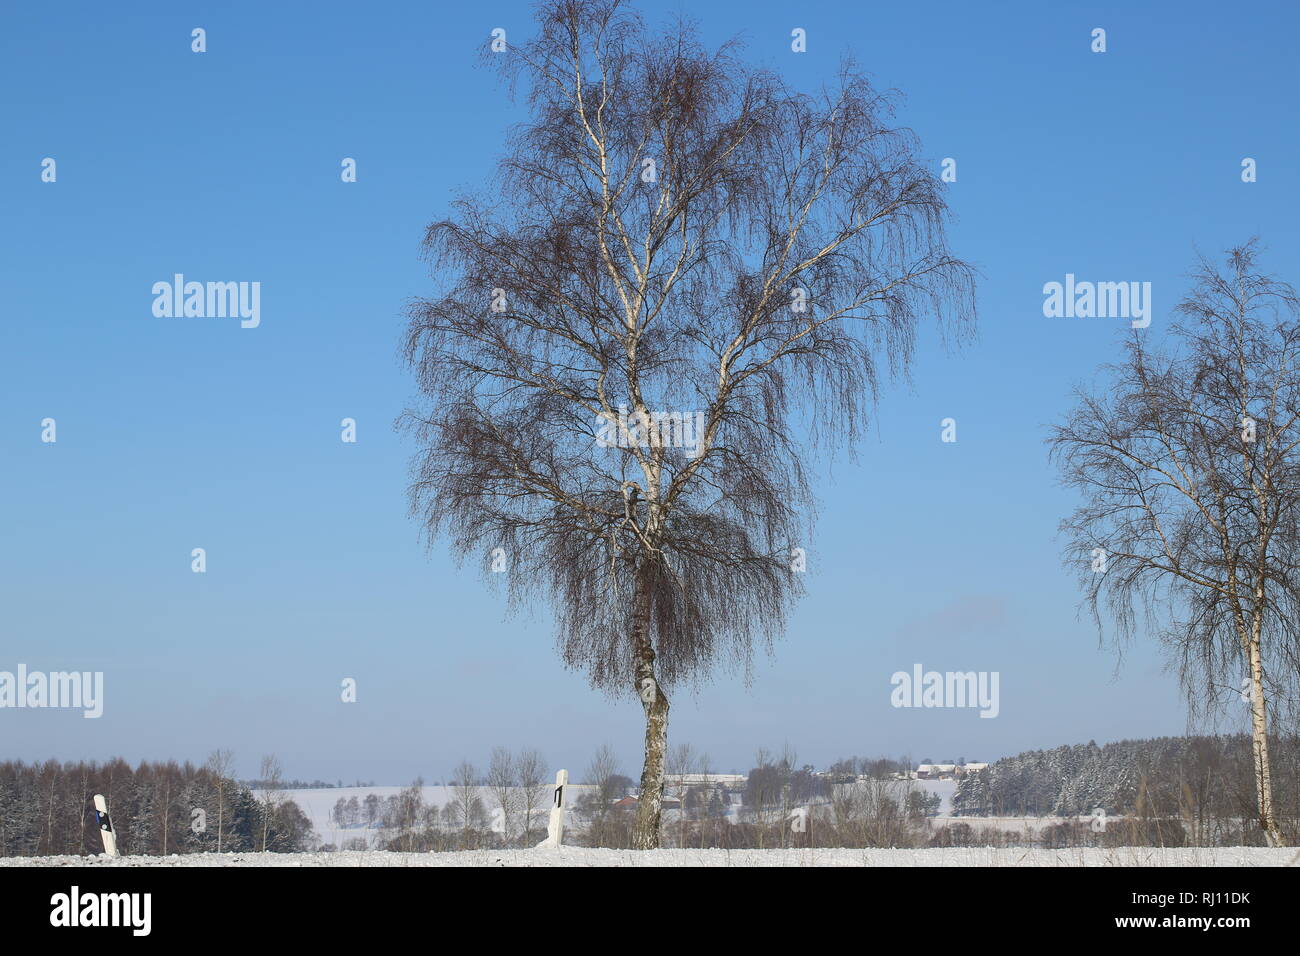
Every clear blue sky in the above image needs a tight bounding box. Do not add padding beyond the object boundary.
[3,1,1297,783]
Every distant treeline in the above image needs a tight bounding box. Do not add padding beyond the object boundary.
[240,778,376,790]
[953,734,1300,843]
[0,759,314,857]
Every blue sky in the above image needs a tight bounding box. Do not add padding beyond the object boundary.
[2,0,1297,783]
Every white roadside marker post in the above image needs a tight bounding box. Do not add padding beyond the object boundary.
[538,770,568,848]
[92,794,119,858]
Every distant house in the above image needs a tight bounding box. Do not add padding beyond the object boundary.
[915,762,986,780]
[915,763,958,779]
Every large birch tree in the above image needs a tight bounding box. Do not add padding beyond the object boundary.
[403,0,973,848]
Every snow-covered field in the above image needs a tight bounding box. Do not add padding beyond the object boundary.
[285,780,958,844]
[276,781,1143,848]
[278,785,590,848]
[5,847,1297,867]
[276,782,1277,851]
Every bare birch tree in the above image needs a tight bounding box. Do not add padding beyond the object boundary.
[1051,240,1300,846]
[486,746,518,842]
[446,760,487,849]
[582,742,626,846]
[515,748,548,842]
[666,741,696,847]
[258,754,285,852]
[403,0,974,848]
[205,749,235,853]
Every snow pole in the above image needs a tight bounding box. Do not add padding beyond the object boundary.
[92,794,119,858]
[537,769,568,848]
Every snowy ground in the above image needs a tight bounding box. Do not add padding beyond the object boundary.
[282,780,958,847]
[274,785,579,848]
[278,781,1154,849]
[5,846,1297,867]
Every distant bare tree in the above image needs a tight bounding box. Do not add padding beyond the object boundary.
[258,754,285,852]
[585,744,623,810]
[692,752,716,848]
[1051,240,1300,846]
[831,775,922,848]
[486,747,517,842]
[403,0,974,848]
[666,741,696,847]
[515,748,548,842]
[156,762,176,855]
[385,778,428,852]
[582,743,628,846]
[446,760,487,849]
[204,749,235,853]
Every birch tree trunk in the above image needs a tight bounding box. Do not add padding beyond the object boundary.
[1246,609,1282,846]
[631,561,668,850]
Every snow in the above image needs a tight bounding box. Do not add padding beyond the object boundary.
[270,785,587,848]
[5,847,1296,867]
[278,785,457,846]
[282,781,966,848]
